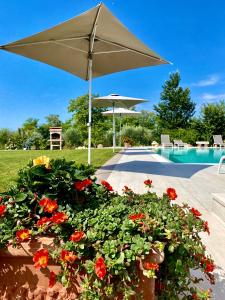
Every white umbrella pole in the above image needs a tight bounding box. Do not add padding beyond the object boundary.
[87,58,92,165]
[119,113,122,147]
[112,102,116,152]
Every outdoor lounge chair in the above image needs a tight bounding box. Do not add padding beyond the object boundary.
[213,135,225,147]
[174,139,185,147]
[161,135,173,147]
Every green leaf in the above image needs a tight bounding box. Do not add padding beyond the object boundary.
[15,193,27,202]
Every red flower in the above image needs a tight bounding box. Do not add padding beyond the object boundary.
[101,180,113,191]
[203,221,210,235]
[39,198,58,213]
[0,205,6,217]
[95,257,107,280]
[74,179,93,191]
[33,249,49,269]
[200,257,215,273]
[191,207,202,218]
[192,294,200,300]
[50,212,68,224]
[166,188,177,200]
[61,250,77,263]
[70,231,85,242]
[49,271,56,288]
[144,179,152,187]
[143,262,159,271]
[16,229,30,242]
[129,213,145,221]
[37,217,51,227]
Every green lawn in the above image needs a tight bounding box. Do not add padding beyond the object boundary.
[0,149,114,192]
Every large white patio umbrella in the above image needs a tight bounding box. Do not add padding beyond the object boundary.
[0,2,168,164]
[102,107,141,147]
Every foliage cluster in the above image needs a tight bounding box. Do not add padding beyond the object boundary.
[0,157,214,299]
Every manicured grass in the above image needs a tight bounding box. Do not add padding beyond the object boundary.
[0,149,114,192]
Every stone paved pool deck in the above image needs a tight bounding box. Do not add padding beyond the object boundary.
[96,149,225,300]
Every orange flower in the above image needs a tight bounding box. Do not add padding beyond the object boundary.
[144,179,152,187]
[74,179,93,191]
[95,257,107,280]
[60,250,77,263]
[39,198,58,213]
[16,229,30,242]
[0,205,6,217]
[33,249,49,269]
[50,212,68,224]
[129,213,145,221]
[190,207,202,218]
[101,180,113,191]
[37,217,51,227]
[166,188,177,200]
[143,262,159,271]
[49,271,56,288]
[70,231,85,242]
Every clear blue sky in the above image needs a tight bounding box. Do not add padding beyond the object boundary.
[0,0,225,129]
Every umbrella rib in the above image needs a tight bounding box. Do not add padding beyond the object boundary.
[0,36,89,49]
[53,41,88,54]
[96,37,168,63]
[94,49,129,54]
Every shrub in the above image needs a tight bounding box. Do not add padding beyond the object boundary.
[121,126,152,145]
[64,127,82,148]
[0,158,214,300]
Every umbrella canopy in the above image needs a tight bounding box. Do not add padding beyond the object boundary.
[102,107,141,116]
[0,2,168,164]
[93,94,148,108]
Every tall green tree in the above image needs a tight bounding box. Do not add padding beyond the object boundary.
[22,118,39,136]
[200,101,225,141]
[154,72,196,129]
[68,94,110,146]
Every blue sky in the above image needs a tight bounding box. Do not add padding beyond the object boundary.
[0,0,225,129]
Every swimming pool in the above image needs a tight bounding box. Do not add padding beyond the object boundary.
[155,148,225,164]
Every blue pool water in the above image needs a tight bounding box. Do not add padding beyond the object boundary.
[155,148,225,164]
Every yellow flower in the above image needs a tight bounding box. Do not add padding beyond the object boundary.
[33,156,50,169]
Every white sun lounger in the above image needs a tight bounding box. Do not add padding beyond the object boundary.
[213,135,225,148]
[161,135,173,147]
[174,139,185,147]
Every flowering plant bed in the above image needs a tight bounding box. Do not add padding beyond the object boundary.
[0,157,214,299]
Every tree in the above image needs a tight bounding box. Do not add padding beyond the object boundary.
[200,101,225,142]
[0,129,13,149]
[45,114,62,127]
[154,72,195,129]
[121,110,157,129]
[68,94,110,146]
[22,118,39,136]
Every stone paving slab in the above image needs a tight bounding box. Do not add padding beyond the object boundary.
[96,149,225,300]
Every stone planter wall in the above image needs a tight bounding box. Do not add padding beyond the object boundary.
[0,237,164,300]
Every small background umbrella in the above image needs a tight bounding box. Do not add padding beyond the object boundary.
[93,94,147,151]
[0,3,168,164]
[102,107,140,147]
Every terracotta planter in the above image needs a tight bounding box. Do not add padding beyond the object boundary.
[0,237,164,300]
[124,142,131,148]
